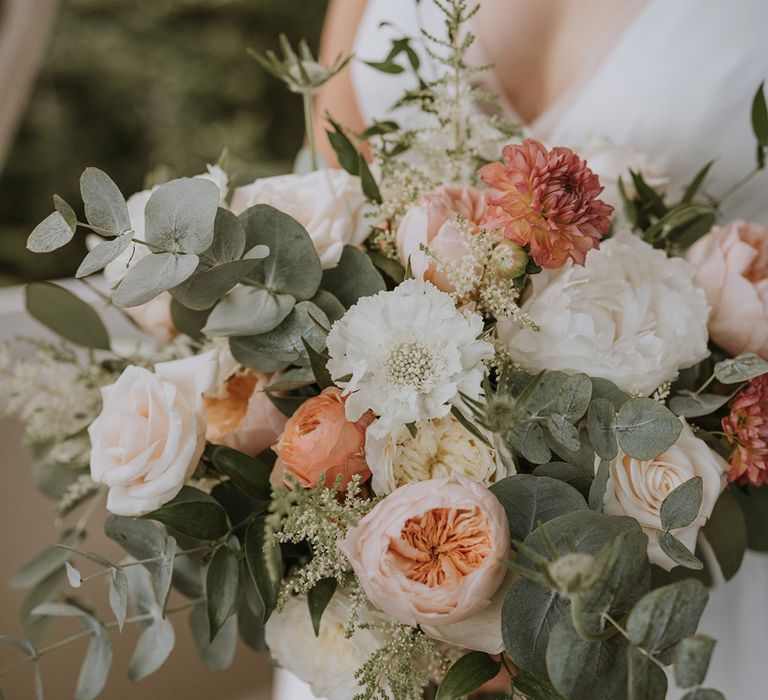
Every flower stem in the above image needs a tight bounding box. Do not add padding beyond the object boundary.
[303,92,318,171]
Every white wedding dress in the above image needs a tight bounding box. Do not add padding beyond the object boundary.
[275,1,768,697]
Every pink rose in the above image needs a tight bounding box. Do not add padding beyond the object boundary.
[340,474,509,629]
[686,221,768,357]
[396,185,486,292]
[273,387,374,490]
[124,292,177,343]
[204,370,287,457]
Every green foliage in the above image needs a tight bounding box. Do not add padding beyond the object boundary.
[435,652,501,700]
[661,477,703,530]
[674,635,716,689]
[140,497,229,541]
[206,545,239,641]
[80,167,131,234]
[703,488,747,580]
[244,517,282,624]
[713,353,768,384]
[26,212,74,253]
[206,445,272,502]
[307,578,337,637]
[9,528,83,590]
[321,245,387,308]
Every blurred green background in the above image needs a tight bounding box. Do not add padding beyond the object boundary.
[0,0,329,285]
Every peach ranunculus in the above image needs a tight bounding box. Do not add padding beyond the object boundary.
[340,474,510,635]
[478,139,613,269]
[273,387,374,490]
[204,370,287,457]
[722,373,768,486]
[395,185,487,292]
[686,220,768,358]
[89,351,219,516]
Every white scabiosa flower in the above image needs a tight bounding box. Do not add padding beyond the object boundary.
[499,231,710,395]
[365,414,514,495]
[326,280,493,436]
[265,593,385,700]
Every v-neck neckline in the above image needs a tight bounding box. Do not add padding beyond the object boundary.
[474,0,659,135]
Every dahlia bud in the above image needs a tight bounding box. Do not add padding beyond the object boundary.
[491,240,528,279]
[548,553,596,595]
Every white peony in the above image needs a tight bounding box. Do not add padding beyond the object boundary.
[265,594,385,700]
[230,169,371,269]
[598,420,726,570]
[578,135,668,211]
[499,231,710,395]
[365,413,513,495]
[326,279,493,436]
[88,351,219,515]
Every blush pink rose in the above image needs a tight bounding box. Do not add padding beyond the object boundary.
[340,474,510,631]
[273,387,374,490]
[686,220,768,357]
[204,370,287,457]
[396,185,486,292]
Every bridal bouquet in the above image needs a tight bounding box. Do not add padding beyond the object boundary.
[3,2,768,699]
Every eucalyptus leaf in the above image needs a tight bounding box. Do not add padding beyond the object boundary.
[189,604,237,670]
[202,286,294,336]
[171,258,265,311]
[669,391,732,418]
[27,212,74,253]
[53,194,77,231]
[703,487,746,581]
[155,536,177,612]
[229,337,290,373]
[76,232,133,278]
[307,578,337,637]
[65,562,81,588]
[590,378,630,411]
[26,283,110,350]
[240,204,322,300]
[104,515,166,575]
[508,421,552,464]
[10,529,82,590]
[0,636,42,700]
[112,251,199,307]
[546,414,581,452]
[108,568,128,631]
[321,245,386,307]
[80,167,131,233]
[490,474,587,542]
[557,373,592,422]
[673,635,716,689]
[310,289,346,323]
[589,460,610,512]
[206,545,239,642]
[615,398,682,461]
[128,617,175,682]
[713,353,768,384]
[533,463,592,499]
[626,579,708,662]
[661,477,703,530]
[170,299,210,341]
[144,177,219,253]
[207,208,246,263]
[659,532,703,570]
[545,617,628,700]
[627,646,667,700]
[140,499,229,541]
[435,652,501,700]
[681,690,725,700]
[587,399,618,460]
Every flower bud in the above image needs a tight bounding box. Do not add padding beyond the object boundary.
[491,240,528,279]
[547,553,596,595]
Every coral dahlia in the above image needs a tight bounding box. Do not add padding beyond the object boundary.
[478,139,613,268]
[723,373,768,486]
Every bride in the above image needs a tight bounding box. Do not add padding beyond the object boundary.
[269,1,768,699]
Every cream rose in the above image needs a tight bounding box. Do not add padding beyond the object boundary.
[265,593,385,700]
[686,220,768,357]
[340,475,509,642]
[500,231,710,395]
[230,169,370,269]
[365,414,513,495]
[599,420,726,570]
[88,351,219,515]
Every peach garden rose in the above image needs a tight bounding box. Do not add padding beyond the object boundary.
[340,474,510,648]
[272,387,374,490]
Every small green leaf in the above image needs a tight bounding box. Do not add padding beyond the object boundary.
[140,500,229,540]
[207,445,272,501]
[615,398,682,461]
[27,212,74,253]
[128,618,175,681]
[627,646,667,700]
[189,604,237,670]
[546,414,581,452]
[359,154,382,203]
[10,529,83,590]
[533,462,592,499]
[659,532,704,570]
[108,568,128,631]
[244,518,282,623]
[112,251,199,307]
[589,460,611,512]
[207,208,246,263]
[170,298,210,341]
[302,337,334,389]
[661,477,703,530]
[26,283,110,350]
[435,652,501,700]
[64,562,81,589]
[202,286,294,337]
[669,391,731,418]
[556,373,592,423]
[76,233,133,278]
[508,421,552,464]
[307,578,337,637]
[587,399,618,460]
[326,117,360,175]
[681,161,715,204]
[714,353,768,383]
[171,258,265,311]
[80,167,131,233]
[752,81,768,146]
[53,194,77,231]
[206,545,239,642]
[674,635,716,689]
[681,688,725,700]
[703,487,746,581]
[321,245,386,308]
[144,177,219,254]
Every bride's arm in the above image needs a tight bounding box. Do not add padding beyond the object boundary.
[313,0,369,166]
